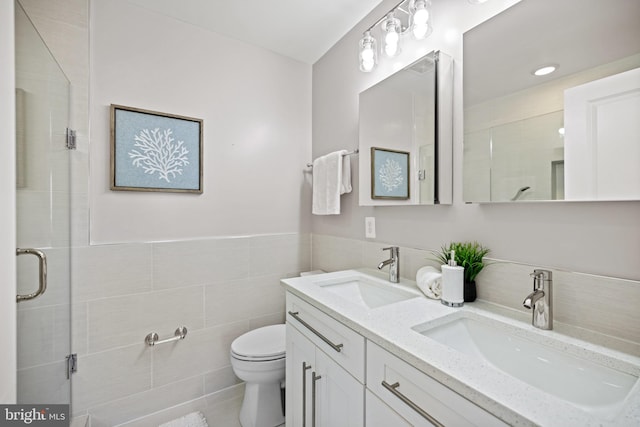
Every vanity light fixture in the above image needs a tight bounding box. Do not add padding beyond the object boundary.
[533,64,558,76]
[358,0,433,72]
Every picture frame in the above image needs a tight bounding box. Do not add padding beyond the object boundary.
[110,104,203,193]
[371,147,410,200]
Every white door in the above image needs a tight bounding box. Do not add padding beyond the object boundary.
[564,67,640,200]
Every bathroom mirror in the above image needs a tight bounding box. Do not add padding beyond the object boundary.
[463,0,640,202]
[359,50,453,206]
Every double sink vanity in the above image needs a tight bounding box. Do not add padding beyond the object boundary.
[281,269,640,426]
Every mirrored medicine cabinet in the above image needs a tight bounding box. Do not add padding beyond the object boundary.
[359,50,453,206]
[463,0,640,203]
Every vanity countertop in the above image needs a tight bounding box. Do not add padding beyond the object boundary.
[281,268,640,427]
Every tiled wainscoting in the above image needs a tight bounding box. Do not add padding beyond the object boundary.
[311,234,640,356]
[71,233,310,426]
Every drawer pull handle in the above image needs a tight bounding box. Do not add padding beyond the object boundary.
[382,381,444,427]
[302,362,312,427]
[288,311,344,353]
[312,371,322,427]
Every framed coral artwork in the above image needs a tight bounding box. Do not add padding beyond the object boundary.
[371,147,410,200]
[110,104,203,193]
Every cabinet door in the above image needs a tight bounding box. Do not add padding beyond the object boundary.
[286,323,316,427]
[314,349,364,427]
[366,390,412,427]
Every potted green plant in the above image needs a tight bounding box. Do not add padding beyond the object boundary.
[430,241,490,302]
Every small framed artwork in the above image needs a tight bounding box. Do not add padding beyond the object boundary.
[110,104,203,193]
[371,147,410,200]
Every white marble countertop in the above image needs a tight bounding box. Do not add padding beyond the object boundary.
[281,268,640,427]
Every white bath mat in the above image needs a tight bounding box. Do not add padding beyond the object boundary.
[158,411,209,427]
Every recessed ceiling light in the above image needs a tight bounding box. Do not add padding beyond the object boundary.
[468,0,489,4]
[533,64,558,76]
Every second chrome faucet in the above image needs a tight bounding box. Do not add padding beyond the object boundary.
[523,269,553,330]
[378,246,400,283]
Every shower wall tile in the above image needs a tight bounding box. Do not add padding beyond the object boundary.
[17,303,71,370]
[72,302,87,356]
[73,243,153,301]
[87,285,205,353]
[153,238,251,289]
[152,321,248,387]
[73,344,151,413]
[17,306,55,369]
[17,360,69,405]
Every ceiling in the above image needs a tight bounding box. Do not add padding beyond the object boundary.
[464,0,640,106]
[127,0,385,64]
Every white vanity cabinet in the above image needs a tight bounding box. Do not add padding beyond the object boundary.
[286,294,365,427]
[285,292,507,427]
[366,341,508,427]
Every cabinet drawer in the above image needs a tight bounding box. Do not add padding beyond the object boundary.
[287,293,365,382]
[367,341,508,427]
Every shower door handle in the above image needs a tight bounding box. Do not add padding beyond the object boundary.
[16,248,47,302]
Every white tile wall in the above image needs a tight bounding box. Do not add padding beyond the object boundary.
[70,233,310,423]
[312,234,640,355]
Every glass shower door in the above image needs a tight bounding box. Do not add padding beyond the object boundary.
[15,1,72,407]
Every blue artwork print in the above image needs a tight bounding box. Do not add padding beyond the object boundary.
[372,148,409,199]
[113,107,202,192]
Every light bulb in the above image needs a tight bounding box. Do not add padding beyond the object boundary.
[382,13,401,57]
[361,47,374,61]
[410,1,432,40]
[412,24,430,39]
[413,8,429,25]
[359,31,377,72]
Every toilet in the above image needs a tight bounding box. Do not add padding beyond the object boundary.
[230,324,286,427]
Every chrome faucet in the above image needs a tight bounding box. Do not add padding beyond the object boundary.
[523,269,553,330]
[378,246,400,283]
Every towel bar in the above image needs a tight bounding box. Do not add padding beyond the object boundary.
[145,326,188,346]
[306,149,359,168]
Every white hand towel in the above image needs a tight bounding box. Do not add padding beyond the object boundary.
[416,266,442,300]
[341,154,352,195]
[312,150,350,215]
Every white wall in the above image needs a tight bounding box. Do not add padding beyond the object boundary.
[0,0,17,404]
[312,0,640,280]
[90,0,312,244]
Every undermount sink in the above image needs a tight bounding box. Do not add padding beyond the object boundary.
[313,271,420,309]
[413,313,639,415]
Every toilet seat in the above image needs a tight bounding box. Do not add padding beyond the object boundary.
[231,324,286,362]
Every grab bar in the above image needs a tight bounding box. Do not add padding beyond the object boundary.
[288,311,343,352]
[145,326,188,346]
[382,381,444,427]
[16,248,47,302]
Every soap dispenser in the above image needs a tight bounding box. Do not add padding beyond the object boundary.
[441,250,464,307]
